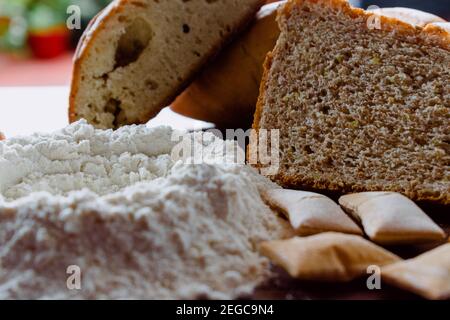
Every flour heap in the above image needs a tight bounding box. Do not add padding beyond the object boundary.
[0,120,290,299]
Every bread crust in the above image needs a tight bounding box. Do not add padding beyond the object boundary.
[69,1,121,124]
[69,0,265,125]
[171,1,283,128]
[252,0,450,205]
[369,7,446,27]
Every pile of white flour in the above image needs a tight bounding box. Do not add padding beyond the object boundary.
[0,120,290,299]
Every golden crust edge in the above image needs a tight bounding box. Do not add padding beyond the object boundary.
[69,0,124,124]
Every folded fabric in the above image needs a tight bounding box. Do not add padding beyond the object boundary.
[264,189,362,236]
[260,232,401,281]
[339,192,446,244]
[382,243,450,300]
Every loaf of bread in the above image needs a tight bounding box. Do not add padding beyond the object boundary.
[429,22,450,33]
[368,7,445,27]
[253,0,450,204]
[171,1,283,128]
[69,0,265,129]
[172,3,448,129]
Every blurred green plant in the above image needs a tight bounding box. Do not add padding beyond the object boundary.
[0,0,112,53]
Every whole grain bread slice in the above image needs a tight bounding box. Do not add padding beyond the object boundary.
[70,0,264,129]
[253,0,450,204]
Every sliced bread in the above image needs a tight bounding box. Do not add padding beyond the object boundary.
[368,7,445,27]
[69,0,264,129]
[171,1,283,128]
[253,0,450,204]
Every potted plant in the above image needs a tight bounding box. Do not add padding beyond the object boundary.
[27,0,71,59]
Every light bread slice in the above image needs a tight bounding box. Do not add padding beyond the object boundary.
[260,232,401,281]
[70,0,264,129]
[339,192,446,245]
[253,0,450,204]
[264,189,362,236]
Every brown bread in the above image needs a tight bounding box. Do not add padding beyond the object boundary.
[253,0,450,204]
[171,1,283,128]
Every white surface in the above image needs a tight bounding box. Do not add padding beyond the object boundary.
[0,86,213,138]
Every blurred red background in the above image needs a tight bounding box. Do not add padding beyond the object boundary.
[0,0,111,86]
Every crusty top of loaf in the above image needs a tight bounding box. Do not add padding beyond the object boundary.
[73,1,121,62]
[280,0,449,51]
[69,0,124,124]
[254,0,449,130]
[368,7,445,27]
